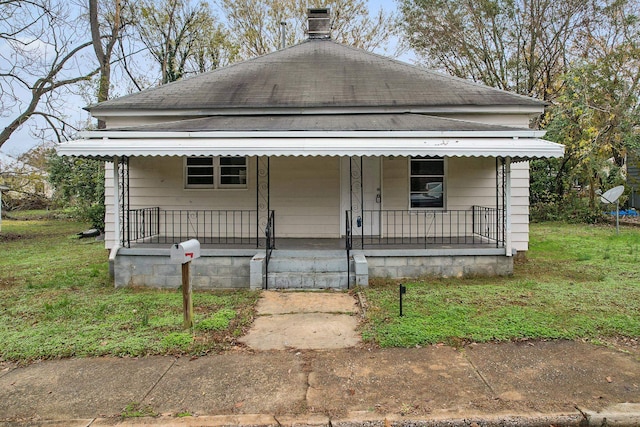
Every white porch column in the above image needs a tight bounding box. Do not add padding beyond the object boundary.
[112,156,121,247]
[505,156,512,256]
[108,156,121,279]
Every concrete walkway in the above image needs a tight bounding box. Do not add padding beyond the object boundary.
[238,291,361,350]
[0,291,639,426]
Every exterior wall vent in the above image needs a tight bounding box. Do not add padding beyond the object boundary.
[308,8,331,39]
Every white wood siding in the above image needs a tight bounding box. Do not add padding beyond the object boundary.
[511,161,529,251]
[270,156,340,238]
[104,161,115,249]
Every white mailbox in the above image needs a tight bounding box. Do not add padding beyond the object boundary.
[170,239,201,264]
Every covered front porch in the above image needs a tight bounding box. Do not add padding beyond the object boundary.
[58,126,563,289]
[108,153,513,289]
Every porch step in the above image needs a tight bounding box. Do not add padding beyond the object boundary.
[267,272,349,289]
[267,256,347,273]
[265,250,353,289]
[271,249,345,258]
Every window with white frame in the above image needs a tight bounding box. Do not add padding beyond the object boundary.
[409,157,445,208]
[185,156,247,189]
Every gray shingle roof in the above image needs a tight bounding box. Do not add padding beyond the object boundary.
[109,113,529,132]
[90,39,544,113]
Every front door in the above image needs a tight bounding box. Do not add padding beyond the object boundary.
[340,157,382,237]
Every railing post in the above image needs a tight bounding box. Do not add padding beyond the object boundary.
[424,210,428,249]
[472,206,476,237]
[263,210,275,290]
[346,210,351,289]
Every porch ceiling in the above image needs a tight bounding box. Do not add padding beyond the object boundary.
[57,134,564,162]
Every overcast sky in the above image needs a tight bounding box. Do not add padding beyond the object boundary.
[0,0,410,157]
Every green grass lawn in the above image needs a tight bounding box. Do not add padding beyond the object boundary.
[361,223,640,347]
[1,217,638,362]
[0,217,259,362]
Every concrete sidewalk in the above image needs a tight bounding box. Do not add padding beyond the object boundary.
[1,292,639,426]
[1,341,638,426]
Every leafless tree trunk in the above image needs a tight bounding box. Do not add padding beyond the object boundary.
[89,0,124,128]
[0,0,100,148]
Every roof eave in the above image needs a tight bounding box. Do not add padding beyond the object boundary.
[90,104,546,119]
[79,129,547,139]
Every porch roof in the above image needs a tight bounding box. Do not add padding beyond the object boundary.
[57,131,564,162]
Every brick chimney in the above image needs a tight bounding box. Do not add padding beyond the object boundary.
[308,8,331,39]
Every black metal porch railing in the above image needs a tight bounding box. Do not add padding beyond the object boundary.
[264,210,275,289]
[126,208,263,247]
[127,207,160,245]
[346,206,504,249]
[125,206,502,250]
[472,205,504,246]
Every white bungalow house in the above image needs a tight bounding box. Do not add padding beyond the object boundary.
[58,9,563,289]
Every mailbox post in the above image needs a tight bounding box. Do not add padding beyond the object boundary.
[170,239,201,329]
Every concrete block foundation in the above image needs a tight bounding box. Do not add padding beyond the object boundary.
[114,248,256,289]
[366,254,513,279]
[112,248,513,289]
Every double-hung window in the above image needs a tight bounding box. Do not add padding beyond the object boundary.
[185,156,247,189]
[409,157,445,208]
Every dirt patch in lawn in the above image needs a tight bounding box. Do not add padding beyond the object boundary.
[0,233,23,242]
[0,276,18,289]
[600,336,640,360]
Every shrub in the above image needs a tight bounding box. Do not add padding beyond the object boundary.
[531,193,603,224]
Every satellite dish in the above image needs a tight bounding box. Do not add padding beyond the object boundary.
[600,185,625,234]
[600,185,624,204]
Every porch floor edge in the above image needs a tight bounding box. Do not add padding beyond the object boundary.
[117,247,261,257]
[362,248,507,257]
[115,247,507,258]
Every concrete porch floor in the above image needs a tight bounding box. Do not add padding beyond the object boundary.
[128,236,501,251]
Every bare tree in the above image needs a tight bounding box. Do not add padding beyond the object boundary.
[219,0,396,59]
[0,0,100,148]
[89,0,125,105]
[398,0,591,101]
[132,0,238,84]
